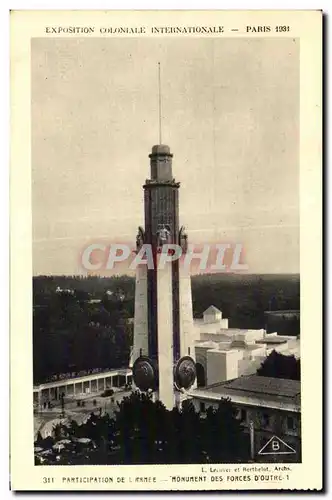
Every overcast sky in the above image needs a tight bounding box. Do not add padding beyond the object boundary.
[32,37,299,275]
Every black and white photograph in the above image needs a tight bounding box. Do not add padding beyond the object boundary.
[32,34,301,466]
[9,9,322,492]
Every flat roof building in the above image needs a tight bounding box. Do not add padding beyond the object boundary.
[188,375,301,462]
[193,308,300,387]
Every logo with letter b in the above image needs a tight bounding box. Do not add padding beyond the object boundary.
[258,435,296,455]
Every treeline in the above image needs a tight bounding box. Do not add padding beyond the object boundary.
[33,275,135,308]
[34,273,300,326]
[191,273,300,332]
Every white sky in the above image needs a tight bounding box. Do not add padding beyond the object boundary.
[32,37,299,275]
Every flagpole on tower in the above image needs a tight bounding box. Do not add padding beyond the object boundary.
[158,62,162,145]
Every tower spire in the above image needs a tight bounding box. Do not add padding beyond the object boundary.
[158,62,162,144]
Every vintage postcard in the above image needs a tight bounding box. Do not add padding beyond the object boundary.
[10,9,322,491]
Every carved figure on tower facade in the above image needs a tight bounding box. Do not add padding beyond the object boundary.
[136,226,145,252]
[157,224,171,247]
[179,226,188,253]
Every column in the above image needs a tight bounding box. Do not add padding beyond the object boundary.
[157,259,174,410]
[179,262,195,359]
[132,264,148,366]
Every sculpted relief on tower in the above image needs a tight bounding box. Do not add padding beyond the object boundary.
[179,225,188,253]
[136,226,145,252]
[156,224,171,247]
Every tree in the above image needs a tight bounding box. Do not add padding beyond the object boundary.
[202,398,248,462]
[257,350,300,380]
[167,400,202,463]
[114,391,165,464]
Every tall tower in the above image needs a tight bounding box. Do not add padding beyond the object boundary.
[131,144,196,409]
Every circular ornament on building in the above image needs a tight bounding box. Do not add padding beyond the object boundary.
[174,356,197,390]
[132,356,158,392]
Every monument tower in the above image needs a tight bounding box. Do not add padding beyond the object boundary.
[131,65,196,409]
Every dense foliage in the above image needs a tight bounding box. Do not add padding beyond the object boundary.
[33,276,134,383]
[257,350,300,380]
[35,392,249,465]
